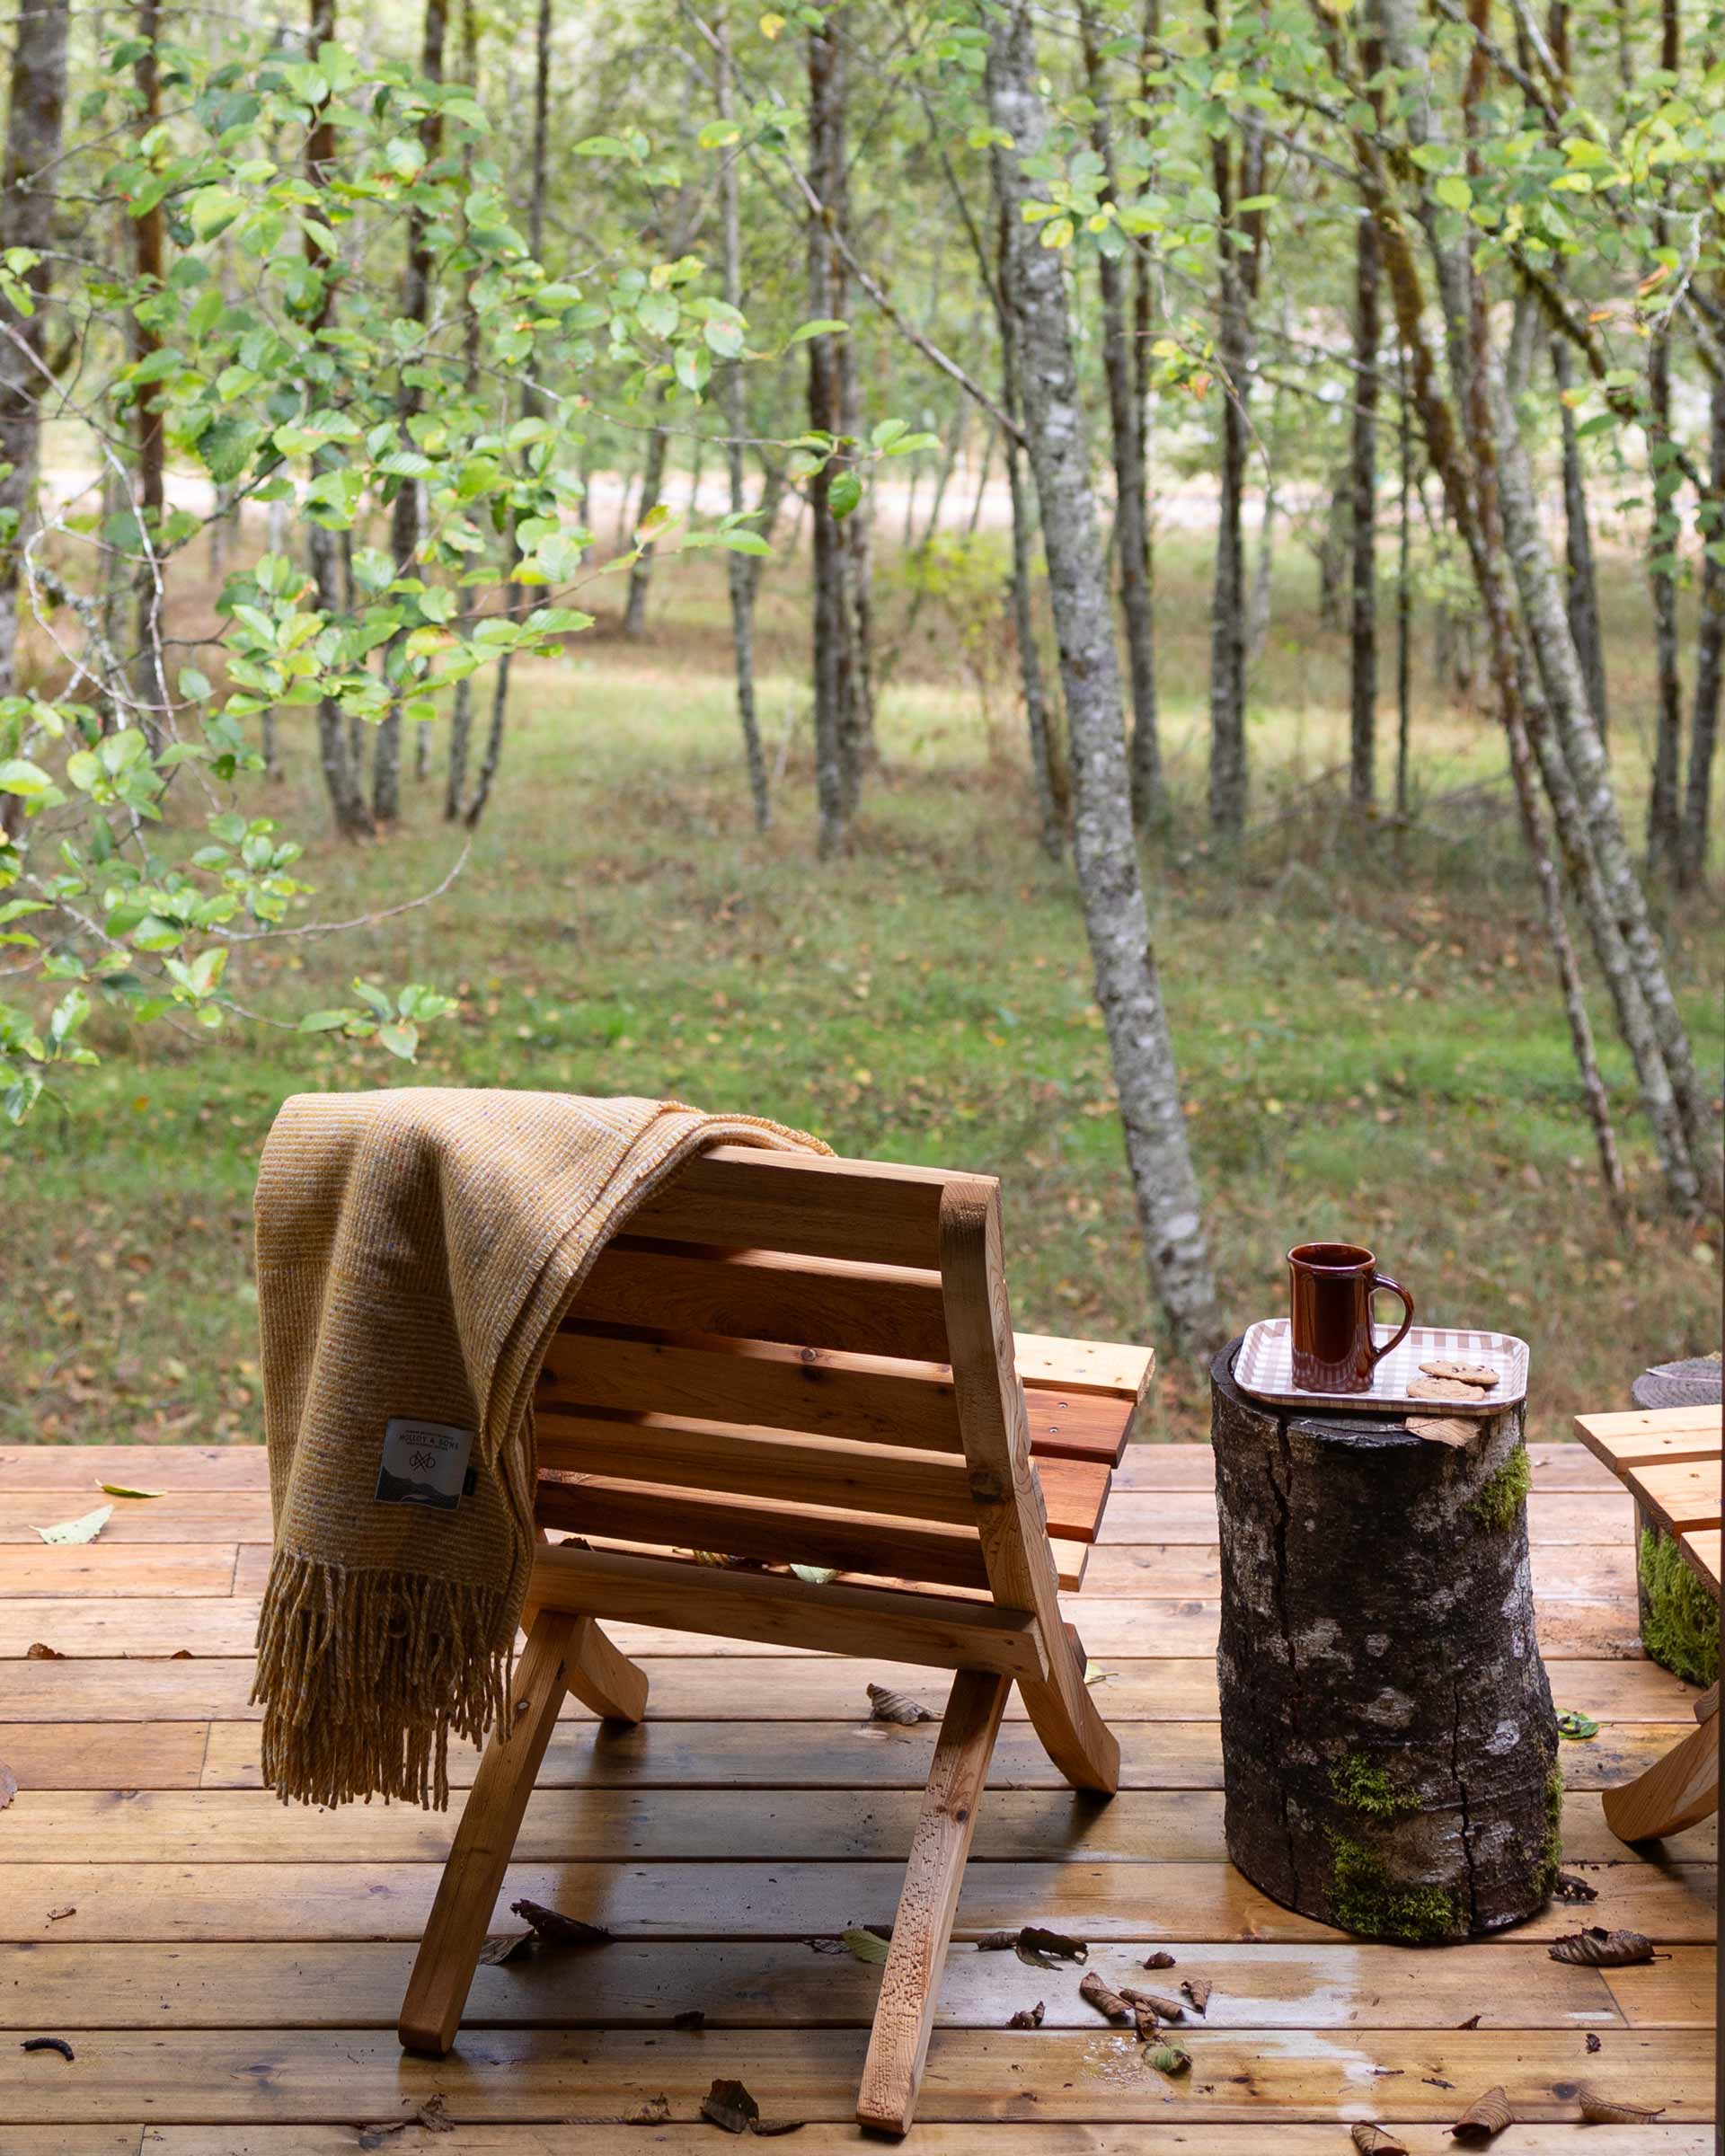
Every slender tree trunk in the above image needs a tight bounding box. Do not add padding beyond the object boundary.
[1349,205,1381,810]
[807,9,851,856]
[1645,323,1683,878]
[129,0,166,740]
[622,413,668,639]
[374,0,447,825]
[839,314,875,786]
[987,0,1223,1355]
[1395,346,1413,824]
[304,0,369,835]
[716,14,770,830]
[745,451,786,606]
[1083,5,1160,829]
[1680,366,1724,888]
[994,199,1063,859]
[0,0,68,840]
[1550,337,1608,742]
[1205,13,1262,841]
[464,0,550,832]
[1128,1,1164,826]
[1247,479,1277,661]
[444,0,481,822]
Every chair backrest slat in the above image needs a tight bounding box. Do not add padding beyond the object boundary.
[624,1146,950,1268]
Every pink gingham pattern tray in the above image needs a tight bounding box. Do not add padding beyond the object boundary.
[1234,1319,1530,1415]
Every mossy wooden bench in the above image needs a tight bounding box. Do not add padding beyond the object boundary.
[396,1146,1146,2135]
[1574,1404,1721,1843]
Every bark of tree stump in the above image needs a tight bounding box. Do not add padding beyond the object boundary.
[1211,1340,1560,1943]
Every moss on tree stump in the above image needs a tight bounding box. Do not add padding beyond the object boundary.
[1211,1340,1560,1944]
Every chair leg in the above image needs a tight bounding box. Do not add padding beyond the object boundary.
[562,1614,650,1724]
[856,1667,1010,2137]
[1019,1622,1119,1796]
[1602,1703,1719,1843]
[397,1608,579,2056]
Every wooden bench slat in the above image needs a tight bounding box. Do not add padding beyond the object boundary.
[1575,1407,1723,1471]
[1623,1459,1725,1540]
[1012,1332,1154,1401]
[535,1414,1111,1544]
[573,1241,950,1362]
[624,1147,956,1269]
[525,1542,1046,1677]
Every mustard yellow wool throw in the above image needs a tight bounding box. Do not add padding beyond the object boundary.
[252,1088,825,1809]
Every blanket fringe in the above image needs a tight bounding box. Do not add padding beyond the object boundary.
[252,1548,513,1809]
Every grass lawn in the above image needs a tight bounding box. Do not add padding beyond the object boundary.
[1,537,1720,1448]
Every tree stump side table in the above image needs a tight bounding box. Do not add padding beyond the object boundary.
[1211,1339,1560,1943]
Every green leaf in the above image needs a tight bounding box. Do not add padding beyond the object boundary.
[786,318,848,345]
[827,470,862,520]
[1434,175,1473,211]
[298,1009,356,1032]
[1556,1709,1600,1741]
[0,757,51,799]
[100,1484,164,1499]
[377,1019,420,1060]
[34,1506,112,1545]
[840,1926,890,1964]
[573,135,632,158]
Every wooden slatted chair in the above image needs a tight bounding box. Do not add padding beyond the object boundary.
[397,1147,1146,2134]
[1574,1405,1721,1843]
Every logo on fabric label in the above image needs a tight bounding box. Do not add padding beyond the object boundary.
[375,1418,476,1511]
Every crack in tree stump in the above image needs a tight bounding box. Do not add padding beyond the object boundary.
[1211,1339,1559,1943]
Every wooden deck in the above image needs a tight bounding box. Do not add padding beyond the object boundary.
[0,1439,1713,2152]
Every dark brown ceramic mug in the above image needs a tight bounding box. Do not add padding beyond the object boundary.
[1287,1241,1415,1394]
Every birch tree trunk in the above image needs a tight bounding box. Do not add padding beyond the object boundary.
[807,9,851,857]
[1680,367,1724,889]
[1643,308,1683,879]
[130,0,167,742]
[1082,6,1160,829]
[462,0,550,832]
[0,0,68,841]
[1550,337,1608,743]
[1394,346,1412,823]
[986,0,1223,1356]
[1349,207,1380,810]
[374,0,447,825]
[304,0,369,835]
[716,12,770,831]
[622,414,668,640]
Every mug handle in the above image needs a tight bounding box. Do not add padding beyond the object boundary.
[1366,1275,1415,1367]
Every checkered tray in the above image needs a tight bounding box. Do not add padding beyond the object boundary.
[1234,1318,1530,1416]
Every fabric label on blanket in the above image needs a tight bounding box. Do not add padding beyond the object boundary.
[375,1418,477,1511]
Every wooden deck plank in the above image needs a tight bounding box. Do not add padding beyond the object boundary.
[1097,1489,1632,1543]
[0,1938,1632,2030]
[0,1439,1625,1493]
[0,1496,272,1544]
[0,2027,1710,2126]
[7,2131,1703,2156]
[3,1654,1703,1724]
[0,1724,208,1789]
[4,1785,1710,1867]
[1076,1542,1638,1598]
[0,1548,238,1597]
[0,1589,1657,1662]
[0,1857,1709,1944]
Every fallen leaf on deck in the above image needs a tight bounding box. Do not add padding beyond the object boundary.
[0,1764,15,1812]
[1576,2086,1665,2124]
[701,2078,760,2134]
[477,1933,530,1966]
[1585,2032,1601,2053]
[414,2096,453,2135]
[1350,2127,1410,2155]
[33,1507,111,1546]
[1408,1416,1475,1449]
[789,1565,839,1586]
[1552,1870,1598,1903]
[1142,1950,1176,1969]
[1180,1976,1212,2014]
[1547,1927,1653,1966]
[1144,2042,1190,2076]
[1078,1969,1129,2021]
[169,1648,194,1659]
[1007,2001,1045,2028]
[1013,1925,1087,1968]
[1122,1987,1182,2021]
[1449,2086,1512,2142]
[99,1484,164,1499]
[628,2094,672,2125]
[841,1926,890,1965]
[1084,1661,1109,1685]
[866,1683,933,1725]
[673,2008,706,2031]
[1555,1710,1599,1741]
[25,1643,64,1659]
[46,1906,75,1922]
[509,1899,612,1948]
[1456,2013,1482,2029]
[19,2037,75,2061]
